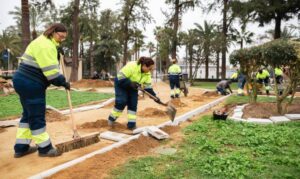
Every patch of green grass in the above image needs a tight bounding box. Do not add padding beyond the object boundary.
[192,81,238,90]
[0,90,113,120]
[111,116,300,178]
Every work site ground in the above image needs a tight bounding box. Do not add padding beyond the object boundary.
[0,81,222,179]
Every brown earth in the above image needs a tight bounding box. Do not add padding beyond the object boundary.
[243,102,300,119]
[170,98,187,108]
[161,125,181,134]
[46,110,69,122]
[71,79,114,88]
[0,128,6,133]
[48,135,160,179]
[137,107,168,118]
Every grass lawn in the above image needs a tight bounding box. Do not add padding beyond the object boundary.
[110,96,300,178]
[192,81,238,90]
[0,89,113,120]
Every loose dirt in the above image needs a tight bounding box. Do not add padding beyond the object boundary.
[161,125,181,134]
[137,107,168,118]
[48,135,160,179]
[243,102,300,119]
[202,91,219,97]
[190,95,205,102]
[0,128,6,133]
[46,110,69,122]
[170,98,187,108]
[71,79,113,88]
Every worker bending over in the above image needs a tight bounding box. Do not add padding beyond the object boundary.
[216,80,233,95]
[256,69,270,95]
[13,23,69,158]
[108,57,161,130]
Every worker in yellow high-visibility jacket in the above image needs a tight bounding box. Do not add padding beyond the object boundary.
[256,69,270,95]
[168,59,182,98]
[13,23,69,158]
[108,57,161,130]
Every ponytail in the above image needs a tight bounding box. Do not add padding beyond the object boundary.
[137,56,154,67]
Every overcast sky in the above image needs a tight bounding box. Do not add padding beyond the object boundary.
[0,0,299,58]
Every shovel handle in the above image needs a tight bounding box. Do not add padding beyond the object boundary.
[139,88,167,106]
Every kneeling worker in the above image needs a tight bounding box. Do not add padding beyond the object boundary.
[216,80,233,95]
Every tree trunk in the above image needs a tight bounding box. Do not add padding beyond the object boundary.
[21,0,31,52]
[240,39,243,49]
[274,14,281,39]
[216,51,220,79]
[70,0,80,82]
[171,0,180,61]
[32,29,37,40]
[89,40,94,77]
[221,0,228,79]
[205,55,209,79]
[189,46,193,83]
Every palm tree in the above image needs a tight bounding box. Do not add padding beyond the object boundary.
[21,0,30,51]
[194,21,216,79]
[231,28,254,49]
[145,42,155,57]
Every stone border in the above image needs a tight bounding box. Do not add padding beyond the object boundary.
[229,105,300,124]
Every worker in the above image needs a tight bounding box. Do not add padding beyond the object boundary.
[108,57,161,130]
[13,23,70,158]
[216,80,233,95]
[256,68,270,95]
[231,69,246,96]
[168,58,182,98]
[274,67,283,95]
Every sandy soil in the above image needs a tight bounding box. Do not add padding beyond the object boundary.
[0,81,221,179]
[243,102,300,119]
[71,79,114,88]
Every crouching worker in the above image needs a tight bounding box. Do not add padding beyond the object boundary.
[216,80,233,95]
[256,69,270,95]
[13,23,70,158]
[108,57,161,130]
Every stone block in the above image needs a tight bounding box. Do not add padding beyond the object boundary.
[269,116,290,123]
[247,118,273,124]
[285,114,300,121]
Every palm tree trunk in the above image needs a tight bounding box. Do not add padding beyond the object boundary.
[70,0,80,82]
[205,55,209,79]
[216,51,220,79]
[274,15,282,39]
[171,0,180,62]
[221,0,228,79]
[21,0,31,51]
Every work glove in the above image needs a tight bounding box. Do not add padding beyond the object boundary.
[130,81,140,90]
[63,82,71,90]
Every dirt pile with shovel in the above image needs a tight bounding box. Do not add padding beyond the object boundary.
[72,79,113,88]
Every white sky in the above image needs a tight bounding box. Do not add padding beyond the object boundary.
[0,0,299,58]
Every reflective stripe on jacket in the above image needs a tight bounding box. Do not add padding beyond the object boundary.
[20,35,61,81]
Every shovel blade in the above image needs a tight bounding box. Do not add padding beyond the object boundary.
[166,103,177,121]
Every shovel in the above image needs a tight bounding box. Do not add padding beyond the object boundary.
[139,88,177,121]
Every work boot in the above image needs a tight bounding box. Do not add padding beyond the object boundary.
[175,94,179,98]
[39,148,61,157]
[170,95,175,99]
[108,119,115,127]
[266,90,270,96]
[127,122,136,130]
[14,146,37,158]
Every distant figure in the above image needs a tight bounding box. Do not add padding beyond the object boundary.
[274,67,283,95]
[231,69,246,96]
[92,71,99,79]
[256,69,270,95]
[216,80,233,95]
[168,58,182,98]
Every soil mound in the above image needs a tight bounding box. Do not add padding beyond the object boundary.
[49,135,160,179]
[190,95,204,102]
[243,102,300,119]
[78,119,128,132]
[161,125,180,134]
[0,128,6,133]
[202,91,218,97]
[138,107,168,118]
[72,79,113,88]
[170,99,187,107]
[46,110,69,122]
